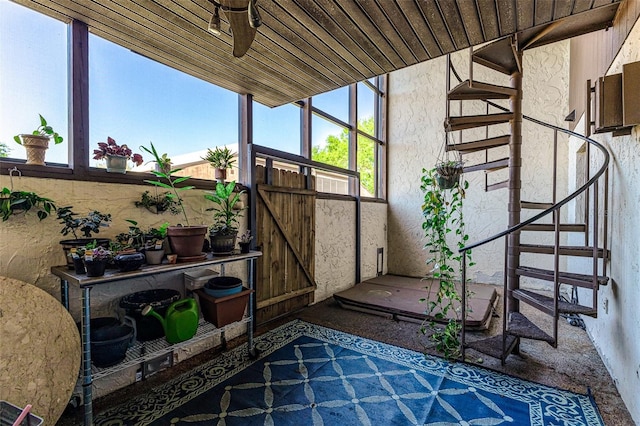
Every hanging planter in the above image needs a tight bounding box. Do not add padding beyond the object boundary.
[435,161,463,190]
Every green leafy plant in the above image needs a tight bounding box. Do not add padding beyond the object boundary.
[0,187,57,221]
[13,114,64,145]
[141,143,194,226]
[420,167,473,360]
[57,206,111,239]
[204,181,246,235]
[202,146,236,170]
[135,190,180,215]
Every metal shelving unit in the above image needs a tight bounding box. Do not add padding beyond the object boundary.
[51,251,262,426]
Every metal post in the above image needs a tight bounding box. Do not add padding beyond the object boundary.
[461,253,467,361]
[247,257,255,357]
[60,279,70,311]
[507,47,523,316]
[81,286,93,426]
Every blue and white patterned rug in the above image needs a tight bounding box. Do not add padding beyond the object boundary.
[95,320,604,425]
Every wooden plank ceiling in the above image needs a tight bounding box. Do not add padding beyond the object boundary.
[14,0,621,107]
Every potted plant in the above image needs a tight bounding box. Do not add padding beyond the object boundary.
[0,187,57,221]
[135,190,181,215]
[420,167,473,360]
[205,181,246,254]
[57,206,112,269]
[141,142,208,261]
[13,114,64,165]
[435,160,464,190]
[202,146,236,182]
[92,136,143,173]
[143,222,169,265]
[80,242,113,277]
[238,229,252,253]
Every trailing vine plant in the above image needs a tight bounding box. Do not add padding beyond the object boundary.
[420,167,474,359]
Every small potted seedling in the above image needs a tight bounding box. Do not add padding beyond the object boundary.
[13,114,64,165]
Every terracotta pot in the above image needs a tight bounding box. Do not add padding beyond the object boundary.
[106,155,128,173]
[19,134,49,165]
[167,225,208,259]
[214,168,227,182]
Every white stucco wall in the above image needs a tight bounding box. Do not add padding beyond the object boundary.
[314,199,387,302]
[566,18,640,424]
[387,41,570,287]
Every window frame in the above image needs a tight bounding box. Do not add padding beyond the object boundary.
[1,15,387,199]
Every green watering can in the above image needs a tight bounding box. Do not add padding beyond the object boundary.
[142,298,199,344]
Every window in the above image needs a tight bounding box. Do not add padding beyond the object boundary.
[253,102,301,154]
[89,35,238,173]
[310,78,386,198]
[0,2,69,164]
[311,86,349,123]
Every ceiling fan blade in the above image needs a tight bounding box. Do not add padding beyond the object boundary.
[222,0,257,58]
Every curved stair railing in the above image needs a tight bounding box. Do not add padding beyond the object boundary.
[444,39,610,363]
[459,118,610,362]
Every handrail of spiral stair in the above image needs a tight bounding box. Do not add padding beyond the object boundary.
[450,73,610,253]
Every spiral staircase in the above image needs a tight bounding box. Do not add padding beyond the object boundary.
[443,34,610,364]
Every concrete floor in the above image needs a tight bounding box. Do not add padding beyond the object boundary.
[57,292,634,425]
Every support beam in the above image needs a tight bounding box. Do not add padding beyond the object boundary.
[507,45,523,317]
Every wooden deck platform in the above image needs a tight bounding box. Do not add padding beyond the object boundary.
[334,275,497,330]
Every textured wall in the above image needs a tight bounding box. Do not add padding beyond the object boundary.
[314,199,387,302]
[387,42,570,287]
[567,18,640,424]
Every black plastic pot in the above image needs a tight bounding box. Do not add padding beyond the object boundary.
[85,259,107,277]
[114,252,145,272]
[91,325,134,367]
[119,289,181,341]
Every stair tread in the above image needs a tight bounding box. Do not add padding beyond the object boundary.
[445,135,510,153]
[513,289,597,317]
[521,201,554,209]
[521,223,587,232]
[519,243,608,258]
[465,334,518,360]
[508,312,555,343]
[487,180,509,191]
[517,266,609,286]
[448,80,517,100]
[445,112,514,132]
[473,37,520,75]
[463,158,509,173]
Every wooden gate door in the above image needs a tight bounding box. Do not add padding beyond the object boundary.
[255,166,316,324]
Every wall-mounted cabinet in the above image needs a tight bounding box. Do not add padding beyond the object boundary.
[594,60,640,135]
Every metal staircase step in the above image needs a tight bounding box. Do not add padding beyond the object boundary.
[519,244,608,258]
[472,37,521,75]
[463,158,509,173]
[516,266,608,288]
[521,223,587,232]
[487,180,509,191]
[445,135,510,154]
[521,201,554,209]
[507,312,555,344]
[465,334,518,361]
[513,289,598,317]
[445,112,514,132]
[448,80,518,100]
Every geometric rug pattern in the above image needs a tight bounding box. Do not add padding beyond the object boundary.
[95,320,605,425]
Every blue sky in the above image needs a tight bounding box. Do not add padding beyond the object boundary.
[0,1,372,165]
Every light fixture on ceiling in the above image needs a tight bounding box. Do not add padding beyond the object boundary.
[208,5,221,35]
[207,0,262,57]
